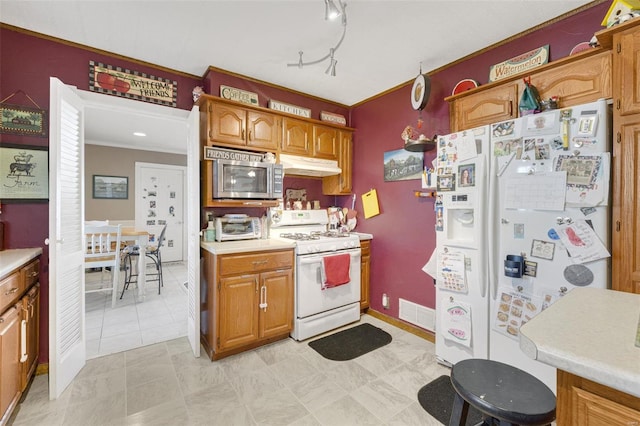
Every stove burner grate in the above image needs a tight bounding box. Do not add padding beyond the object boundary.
[280,233,321,241]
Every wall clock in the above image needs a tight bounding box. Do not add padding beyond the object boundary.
[411,73,431,111]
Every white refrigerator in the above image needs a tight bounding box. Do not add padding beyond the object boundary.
[431,99,611,394]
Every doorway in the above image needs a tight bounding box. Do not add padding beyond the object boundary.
[135,162,186,263]
[78,89,191,357]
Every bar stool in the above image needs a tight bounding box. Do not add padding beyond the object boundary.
[449,359,556,426]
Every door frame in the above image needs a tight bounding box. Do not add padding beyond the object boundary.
[49,84,199,399]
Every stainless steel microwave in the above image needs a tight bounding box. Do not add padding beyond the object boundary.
[212,159,283,200]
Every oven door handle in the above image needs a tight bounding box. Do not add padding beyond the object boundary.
[297,250,361,265]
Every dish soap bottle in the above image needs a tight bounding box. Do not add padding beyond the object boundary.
[206,221,215,242]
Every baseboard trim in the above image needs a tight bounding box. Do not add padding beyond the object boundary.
[36,363,48,376]
[366,309,435,344]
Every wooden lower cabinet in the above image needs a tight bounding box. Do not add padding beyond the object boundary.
[21,284,39,391]
[0,254,40,426]
[201,248,294,360]
[557,370,640,426]
[360,239,371,311]
[0,304,21,426]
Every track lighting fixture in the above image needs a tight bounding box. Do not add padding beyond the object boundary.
[288,0,347,77]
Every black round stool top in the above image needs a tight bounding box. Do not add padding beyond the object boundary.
[450,359,556,425]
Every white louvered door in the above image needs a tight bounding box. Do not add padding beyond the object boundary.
[48,77,86,399]
[187,106,200,356]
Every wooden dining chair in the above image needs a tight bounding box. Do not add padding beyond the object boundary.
[85,224,122,308]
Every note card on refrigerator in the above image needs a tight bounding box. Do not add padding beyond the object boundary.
[362,189,380,219]
[441,298,472,348]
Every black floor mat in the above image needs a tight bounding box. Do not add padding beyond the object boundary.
[417,375,484,425]
[308,323,392,361]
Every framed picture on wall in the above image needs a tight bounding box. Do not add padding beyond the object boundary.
[0,144,49,202]
[383,148,424,182]
[92,175,128,199]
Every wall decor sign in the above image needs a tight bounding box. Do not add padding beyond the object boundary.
[0,104,47,137]
[89,61,177,107]
[383,148,424,182]
[268,100,311,118]
[0,145,49,202]
[203,146,264,162]
[92,175,128,199]
[320,111,346,126]
[489,45,549,82]
[220,85,259,105]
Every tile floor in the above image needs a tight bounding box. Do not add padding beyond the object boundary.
[85,261,189,359]
[12,315,452,425]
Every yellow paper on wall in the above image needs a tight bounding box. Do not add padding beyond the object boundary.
[362,189,380,219]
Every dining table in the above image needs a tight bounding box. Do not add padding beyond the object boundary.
[121,227,150,300]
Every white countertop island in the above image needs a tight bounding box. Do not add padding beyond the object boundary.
[519,287,640,398]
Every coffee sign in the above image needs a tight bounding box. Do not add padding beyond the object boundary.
[89,61,177,107]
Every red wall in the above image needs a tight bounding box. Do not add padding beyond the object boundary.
[0,27,202,363]
[0,1,610,362]
[0,27,351,363]
[348,2,610,318]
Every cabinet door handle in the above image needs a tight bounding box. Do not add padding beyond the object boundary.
[259,285,268,311]
[20,319,27,363]
[248,130,252,141]
[242,128,246,140]
[5,287,19,296]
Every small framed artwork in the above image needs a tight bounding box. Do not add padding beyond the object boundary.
[577,114,598,137]
[0,104,48,137]
[436,174,456,192]
[92,175,128,199]
[531,239,555,261]
[458,164,475,187]
[383,148,424,182]
[0,144,49,202]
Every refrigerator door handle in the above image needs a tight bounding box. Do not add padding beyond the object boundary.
[487,154,498,301]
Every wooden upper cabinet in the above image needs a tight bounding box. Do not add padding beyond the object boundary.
[616,29,640,116]
[449,83,517,131]
[312,125,338,160]
[205,101,279,151]
[323,130,353,195]
[208,103,246,145]
[531,50,611,108]
[446,49,612,132]
[281,117,311,155]
[246,110,280,150]
[610,21,640,294]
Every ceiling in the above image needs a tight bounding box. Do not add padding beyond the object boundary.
[1,0,597,153]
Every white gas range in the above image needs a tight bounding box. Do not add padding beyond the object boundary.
[270,209,361,341]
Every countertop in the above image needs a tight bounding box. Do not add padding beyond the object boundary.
[519,287,640,398]
[0,248,43,279]
[351,232,373,241]
[201,238,296,255]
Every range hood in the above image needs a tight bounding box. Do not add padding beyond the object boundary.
[279,154,342,177]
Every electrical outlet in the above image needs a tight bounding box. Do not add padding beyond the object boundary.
[382,293,390,309]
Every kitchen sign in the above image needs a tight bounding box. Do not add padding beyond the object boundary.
[268,100,311,118]
[488,45,549,82]
[89,61,177,107]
